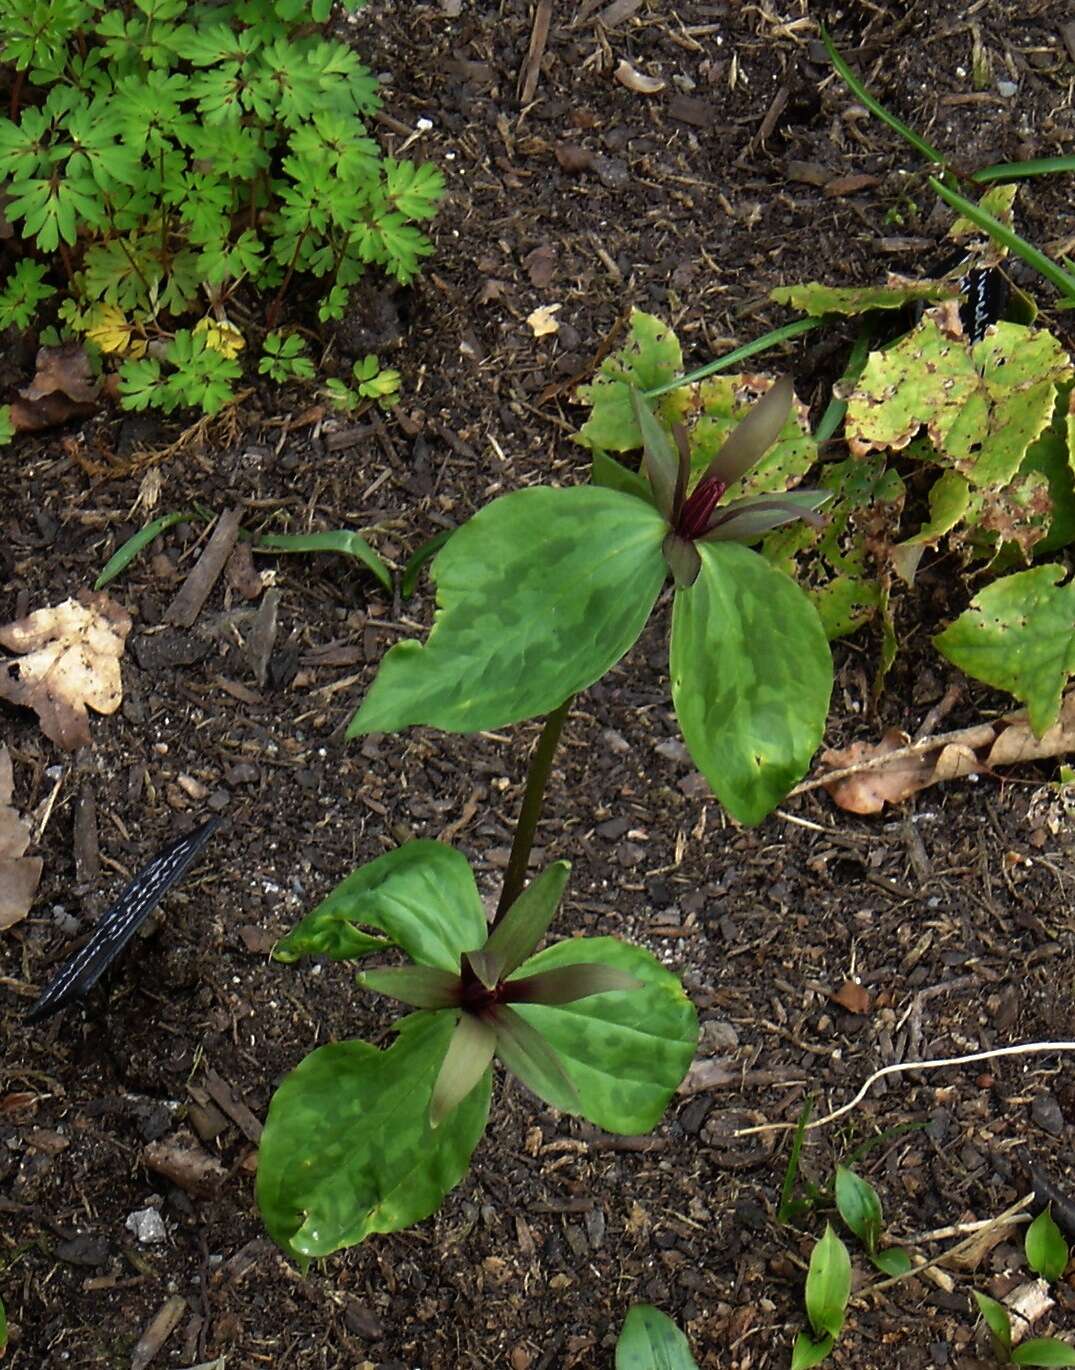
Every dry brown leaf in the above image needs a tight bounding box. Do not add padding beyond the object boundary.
[10,344,100,432]
[0,745,43,929]
[526,304,562,337]
[0,589,132,750]
[831,980,872,1015]
[613,58,665,94]
[819,693,1075,814]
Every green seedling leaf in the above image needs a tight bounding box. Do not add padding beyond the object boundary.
[791,1332,836,1370]
[770,280,955,317]
[356,965,462,1009]
[1026,1207,1069,1282]
[931,177,1075,304]
[509,936,697,1134]
[871,1248,913,1277]
[972,156,1075,184]
[256,529,392,594]
[1012,1339,1075,1367]
[934,564,1075,735]
[778,1097,813,1224]
[429,1011,497,1127]
[615,1304,699,1370]
[401,528,454,599]
[669,541,832,825]
[835,1166,883,1254]
[274,841,487,971]
[256,1011,490,1263]
[845,313,1073,489]
[805,1224,851,1343]
[890,470,970,585]
[975,1291,1013,1358]
[479,861,570,983]
[577,310,687,450]
[347,486,668,735]
[94,511,188,590]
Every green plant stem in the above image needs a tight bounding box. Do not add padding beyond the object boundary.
[644,316,824,399]
[494,695,573,923]
[267,226,309,330]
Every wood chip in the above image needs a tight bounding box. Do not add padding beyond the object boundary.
[824,173,881,197]
[165,507,242,628]
[73,781,99,887]
[518,0,553,105]
[203,1067,263,1142]
[143,1128,228,1197]
[595,0,644,25]
[668,94,714,128]
[246,588,280,688]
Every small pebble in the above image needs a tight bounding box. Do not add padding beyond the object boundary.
[126,1207,167,1244]
[1031,1093,1065,1137]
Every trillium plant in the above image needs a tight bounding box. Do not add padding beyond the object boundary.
[256,312,836,1265]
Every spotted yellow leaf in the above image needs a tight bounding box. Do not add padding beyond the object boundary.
[194,317,245,359]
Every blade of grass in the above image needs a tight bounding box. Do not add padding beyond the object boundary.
[971,155,1075,184]
[815,322,873,446]
[94,511,189,590]
[820,24,949,173]
[401,528,454,599]
[256,529,393,593]
[778,1095,813,1224]
[643,317,824,399]
[929,176,1075,303]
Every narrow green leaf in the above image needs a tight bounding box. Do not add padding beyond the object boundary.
[0,1294,6,1354]
[702,375,794,488]
[930,178,1075,303]
[94,511,189,589]
[489,1003,582,1115]
[871,1248,913,1277]
[256,1012,491,1262]
[643,317,824,399]
[256,529,392,593]
[821,24,948,168]
[934,564,1075,736]
[481,861,570,981]
[1012,1338,1075,1366]
[615,1304,699,1370]
[972,156,1075,184]
[273,841,487,972]
[805,1225,851,1342]
[790,1331,835,1370]
[975,1291,1013,1357]
[1026,1207,1070,1283]
[835,1166,883,1255]
[703,491,831,543]
[778,1097,813,1224]
[401,527,454,599]
[509,937,698,1134]
[429,1012,497,1128]
[630,387,678,520]
[669,542,832,825]
[348,486,668,735]
[505,962,643,1005]
[356,965,462,1009]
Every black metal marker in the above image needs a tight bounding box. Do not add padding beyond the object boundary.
[25,815,222,1023]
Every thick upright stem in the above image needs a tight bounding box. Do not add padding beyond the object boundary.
[494,695,573,924]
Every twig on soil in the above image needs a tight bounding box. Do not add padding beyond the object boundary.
[735,1041,1075,1137]
[896,1211,1032,1245]
[518,0,553,104]
[786,719,1000,797]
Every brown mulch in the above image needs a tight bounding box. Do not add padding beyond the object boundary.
[2,2,1075,1367]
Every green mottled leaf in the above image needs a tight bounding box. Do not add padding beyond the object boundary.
[670,542,832,824]
[1026,1207,1069,1283]
[1020,383,1075,557]
[577,310,689,451]
[95,511,189,590]
[975,1291,1012,1358]
[256,529,392,594]
[806,1225,851,1342]
[506,962,642,1005]
[256,1012,491,1263]
[890,470,970,584]
[274,841,486,971]
[835,1166,883,1253]
[348,486,668,735]
[790,1332,835,1370]
[1012,1338,1075,1366]
[770,279,954,317]
[934,564,1075,734]
[615,1304,698,1370]
[845,313,1073,488]
[509,937,697,1134]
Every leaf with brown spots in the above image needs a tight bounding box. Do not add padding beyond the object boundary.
[0,744,42,930]
[0,590,132,750]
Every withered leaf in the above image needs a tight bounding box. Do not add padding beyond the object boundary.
[0,589,132,750]
[0,744,42,929]
[10,344,100,432]
[831,980,872,1015]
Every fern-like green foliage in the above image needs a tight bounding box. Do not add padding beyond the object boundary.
[0,0,444,415]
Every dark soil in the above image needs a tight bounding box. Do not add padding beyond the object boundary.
[3,2,1075,1367]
